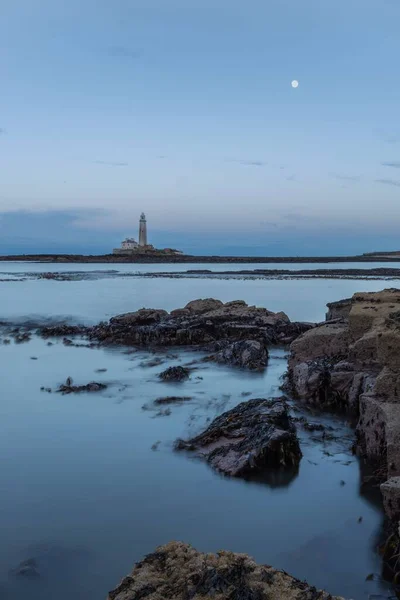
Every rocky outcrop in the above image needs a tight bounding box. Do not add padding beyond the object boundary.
[210,339,268,370]
[175,398,301,478]
[158,366,190,382]
[107,541,342,600]
[39,298,311,370]
[287,288,400,523]
[87,299,311,359]
[288,289,400,412]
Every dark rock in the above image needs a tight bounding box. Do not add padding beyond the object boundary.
[211,339,268,370]
[154,396,193,405]
[57,381,107,394]
[159,366,190,382]
[110,308,168,326]
[107,541,342,600]
[87,298,311,349]
[175,397,301,478]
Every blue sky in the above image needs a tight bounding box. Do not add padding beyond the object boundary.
[1,0,400,255]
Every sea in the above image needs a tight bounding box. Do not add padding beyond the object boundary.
[0,261,399,600]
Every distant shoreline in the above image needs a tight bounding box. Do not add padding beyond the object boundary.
[1,252,400,263]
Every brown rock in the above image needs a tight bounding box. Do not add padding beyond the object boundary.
[107,541,343,600]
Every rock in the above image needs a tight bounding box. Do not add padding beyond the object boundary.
[110,308,168,326]
[86,298,311,349]
[381,477,400,520]
[286,288,400,524]
[154,396,193,405]
[175,398,301,477]
[326,297,352,321]
[184,298,224,314]
[357,394,400,476]
[159,366,190,382]
[40,324,87,338]
[211,339,268,370]
[107,541,342,600]
[57,381,107,394]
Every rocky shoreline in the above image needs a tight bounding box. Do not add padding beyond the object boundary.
[8,292,400,597]
[1,252,400,263]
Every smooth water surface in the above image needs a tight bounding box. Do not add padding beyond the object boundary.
[0,261,399,324]
[0,263,396,600]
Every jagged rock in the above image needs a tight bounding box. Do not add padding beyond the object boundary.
[107,541,342,600]
[87,298,311,349]
[381,477,400,520]
[159,366,190,382]
[175,398,301,477]
[37,299,311,352]
[326,297,352,321]
[110,308,168,326]
[57,381,107,394]
[211,339,268,370]
[286,288,400,523]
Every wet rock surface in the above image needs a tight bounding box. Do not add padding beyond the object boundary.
[175,397,301,477]
[38,299,311,372]
[286,288,400,524]
[154,396,193,405]
[159,366,190,382]
[56,380,107,394]
[107,541,342,600]
[209,339,268,370]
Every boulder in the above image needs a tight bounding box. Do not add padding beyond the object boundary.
[175,398,301,477]
[184,298,223,314]
[211,339,268,370]
[159,366,190,382]
[107,541,342,600]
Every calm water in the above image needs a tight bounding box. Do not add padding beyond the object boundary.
[0,262,396,600]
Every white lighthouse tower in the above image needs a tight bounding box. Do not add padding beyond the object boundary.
[139,212,147,247]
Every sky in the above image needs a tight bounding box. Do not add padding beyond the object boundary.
[1,0,400,255]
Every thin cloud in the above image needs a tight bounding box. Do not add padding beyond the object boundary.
[0,128,6,135]
[226,159,267,167]
[94,160,129,167]
[375,178,400,187]
[382,161,400,169]
[330,173,361,182]
[286,175,296,181]
[108,46,141,59]
[385,135,400,144]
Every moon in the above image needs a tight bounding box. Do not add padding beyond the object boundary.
[291,80,299,88]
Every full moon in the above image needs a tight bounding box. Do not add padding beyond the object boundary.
[291,80,299,88]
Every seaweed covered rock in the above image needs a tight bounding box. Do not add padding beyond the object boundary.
[211,339,268,370]
[87,298,311,349]
[107,541,342,600]
[175,398,301,477]
[159,366,190,382]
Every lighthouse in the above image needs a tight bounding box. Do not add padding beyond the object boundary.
[139,212,147,246]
